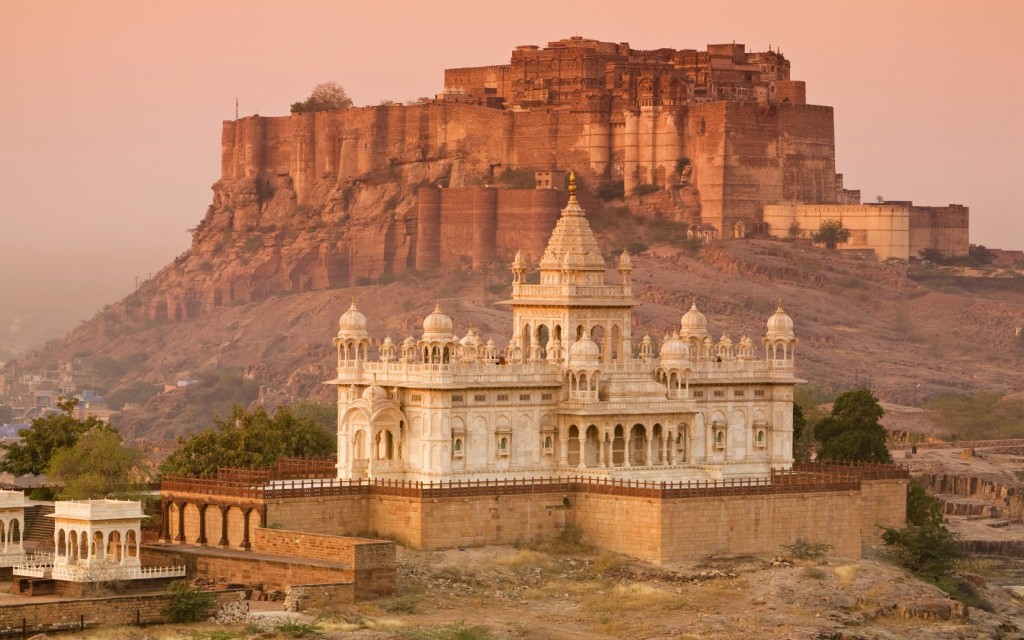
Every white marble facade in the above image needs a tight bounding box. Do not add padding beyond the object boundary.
[329,174,800,483]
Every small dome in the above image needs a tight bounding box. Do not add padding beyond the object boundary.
[569,336,601,364]
[719,334,733,347]
[338,301,367,333]
[740,335,753,347]
[361,384,388,401]
[659,335,688,362]
[459,327,481,347]
[402,335,416,348]
[423,303,453,337]
[680,299,709,338]
[766,301,795,339]
[381,336,394,347]
[512,249,525,268]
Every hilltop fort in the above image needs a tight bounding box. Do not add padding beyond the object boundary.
[71,38,938,327]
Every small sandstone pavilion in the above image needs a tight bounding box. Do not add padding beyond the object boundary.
[332,173,801,483]
[13,499,184,596]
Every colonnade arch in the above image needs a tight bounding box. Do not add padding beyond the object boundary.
[559,420,684,469]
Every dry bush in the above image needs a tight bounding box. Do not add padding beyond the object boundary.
[834,564,858,587]
[583,583,688,614]
[495,549,555,572]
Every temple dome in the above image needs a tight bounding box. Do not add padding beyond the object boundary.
[569,336,601,365]
[679,301,709,338]
[338,301,367,333]
[459,328,481,347]
[659,335,688,363]
[422,303,454,338]
[361,384,388,401]
[766,302,795,339]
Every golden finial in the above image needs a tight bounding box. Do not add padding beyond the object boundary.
[777,298,784,312]
[568,170,577,201]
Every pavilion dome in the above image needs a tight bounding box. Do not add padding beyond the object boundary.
[569,336,601,365]
[659,335,688,363]
[422,303,454,338]
[361,384,388,402]
[679,300,709,338]
[338,301,367,333]
[766,302,795,340]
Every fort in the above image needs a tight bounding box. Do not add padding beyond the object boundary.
[143,36,968,323]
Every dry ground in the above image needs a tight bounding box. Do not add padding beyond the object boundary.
[76,542,1024,640]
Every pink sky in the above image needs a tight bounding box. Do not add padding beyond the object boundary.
[1,0,1021,323]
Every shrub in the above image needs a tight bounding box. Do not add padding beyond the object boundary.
[494,167,536,189]
[166,583,214,622]
[274,617,324,638]
[781,539,832,559]
[596,180,625,201]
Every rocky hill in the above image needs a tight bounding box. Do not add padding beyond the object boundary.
[5,218,1023,445]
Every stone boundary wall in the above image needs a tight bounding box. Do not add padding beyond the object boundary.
[0,589,243,634]
[284,583,356,612]
[252,528,395,597]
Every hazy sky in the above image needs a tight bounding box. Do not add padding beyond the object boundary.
[1,0,1021,323]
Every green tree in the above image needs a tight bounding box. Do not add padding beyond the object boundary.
[290,81,353,113]
[0,397,102,476]
[47,425,142,499]
[814,388,891,463]
[810,219,851,249]
[160,405,335,477]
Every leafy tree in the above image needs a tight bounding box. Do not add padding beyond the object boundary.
[0,397,102,476]
[290,81,353,113]
[160,405,335,477]
[810,218,851,249]
[814,388,891,463]
[47,425,142,499]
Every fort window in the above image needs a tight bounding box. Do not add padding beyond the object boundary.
[754,390,765,397]
[543,435,553,453]
[453,438,464,457]
[714,429,726,449]
[519,394,531,401]
[498,437,509,456]
[755,429,766,448]
[692,390,704,398]
[497,394,510,402]
[713,390,725,398]
[541,393,553,401]
[452,394,464,403]
[734,389,745,397]
[474,394,487,402]
[410,394,422,403]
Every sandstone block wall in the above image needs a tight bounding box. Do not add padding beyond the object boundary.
[858,479,909,544]
[763,203,911,260]
[266,495,369,536]
[285,583,356,611]
[909,205,969,258]
[0,590,242,633]
[144,546,353,591]
[416,187,563,269]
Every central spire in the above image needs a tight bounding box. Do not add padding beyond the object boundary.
[536,169,604,274]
